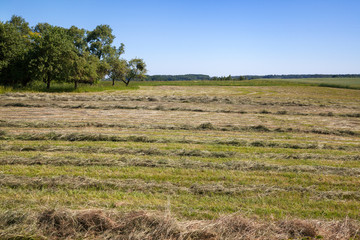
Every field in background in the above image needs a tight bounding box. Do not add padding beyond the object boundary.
[266,78,360,89]
[139,78,360,89]
[0,82,359,239]
[1,77,360,94]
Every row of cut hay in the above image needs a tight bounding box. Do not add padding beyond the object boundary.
[1,119,359,137]
[1,155,359,176]
[1,208,359,240]
[2,174,360,201]
[1,132,358,150]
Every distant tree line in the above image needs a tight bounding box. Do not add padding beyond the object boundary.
[211,75,247,81]
[254,74,360,79]
[144,74,360,81]
[145,74,211,81]
[0,15,147,89]
[212,74,360,81]
[144,74,247,81]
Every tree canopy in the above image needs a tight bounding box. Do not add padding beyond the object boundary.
[0,15,147,89]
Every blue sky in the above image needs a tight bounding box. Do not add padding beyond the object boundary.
[1,0,359,76]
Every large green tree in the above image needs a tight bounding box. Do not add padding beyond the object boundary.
[86,24,115,60]
[0,15,32,86]
[30,24,74,89]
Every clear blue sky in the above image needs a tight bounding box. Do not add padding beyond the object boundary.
[1,0,359,76]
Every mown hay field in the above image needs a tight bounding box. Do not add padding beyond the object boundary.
[0,83,359,239]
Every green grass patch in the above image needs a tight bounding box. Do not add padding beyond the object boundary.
[1,165,359,192]
[261,78,360,89]
[134,79,313,87]
[2,78,360,93]
[0,186,359,220]
[0,81,139,93]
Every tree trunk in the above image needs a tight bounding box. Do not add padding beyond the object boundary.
[46,77,50,90]
[125,78,131,86]
[74,81,78,89]
[112,79,115,86]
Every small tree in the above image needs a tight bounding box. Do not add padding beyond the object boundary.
[109,58,127,86]
[69,53,99,89]
[107,43,126,85]
[122,58,147,86]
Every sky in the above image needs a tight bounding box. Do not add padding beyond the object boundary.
[1,0,360,76]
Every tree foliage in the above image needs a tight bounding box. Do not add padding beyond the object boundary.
[69,52,99,89]
[0,16,32,86]
[124,58,147,86]
[109,58,127,86]
[0,15,146,89]
[145,74,210,81]
[30,25,75,89]
[86,24,115,60]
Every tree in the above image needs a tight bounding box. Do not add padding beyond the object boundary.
[69,53,99,89]
[67,26,100,88]
[86,24,115,60]
[107,43,127,86]
[122,58,147,86]
[29,25,74,89]
[9,15,31,36]
[0,15,32,86]
[86,25,126,81]
[108,58,127,86]
[68,26,87,56]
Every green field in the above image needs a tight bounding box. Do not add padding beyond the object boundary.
[266,78,360,89]
[0,81,359,239]
[1,77,360,94]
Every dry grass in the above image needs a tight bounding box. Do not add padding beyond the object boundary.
[0,85,359,239]
[1,208,359,239]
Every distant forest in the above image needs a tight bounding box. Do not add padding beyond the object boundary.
[144,74,360,81]
[145,74,210,81]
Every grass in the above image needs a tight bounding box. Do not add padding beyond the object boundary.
[137,78,360,89]
[269,77,360,88]
[0,82,359,239]
[0,81,139,93]
[1,77,359,94]
[0,80,308,94]
[1,207,357,240]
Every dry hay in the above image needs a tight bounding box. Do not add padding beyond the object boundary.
[1,209,359,239]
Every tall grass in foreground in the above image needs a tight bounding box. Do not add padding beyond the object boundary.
[1,208,358,240]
